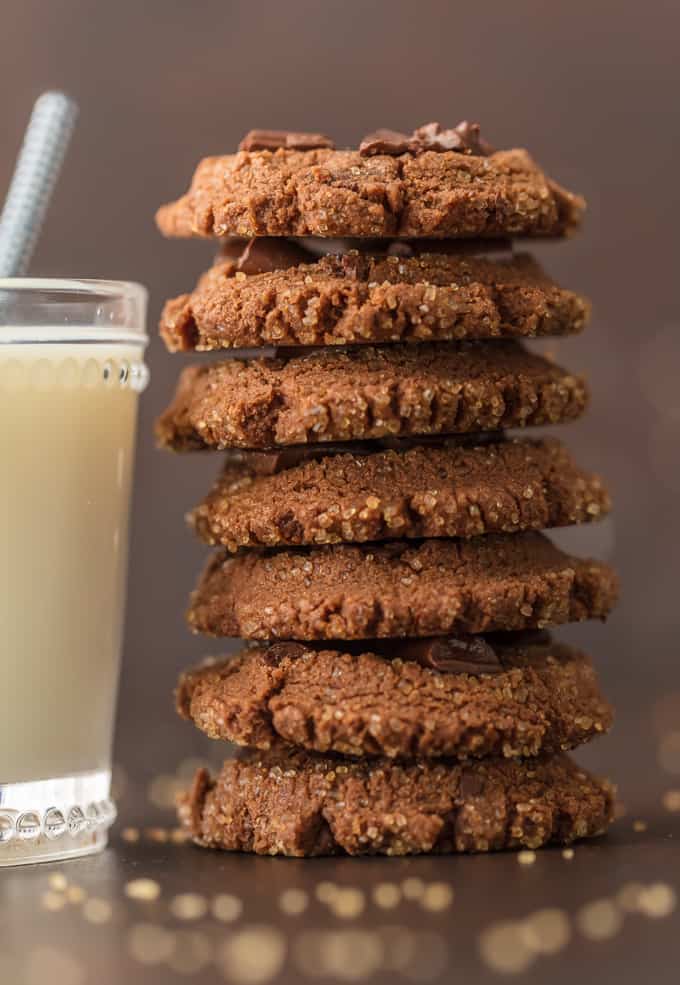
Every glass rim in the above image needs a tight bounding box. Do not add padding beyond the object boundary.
[0,276,147,299]
[0,277,148,345]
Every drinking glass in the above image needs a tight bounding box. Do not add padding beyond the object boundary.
[0,279,148,865]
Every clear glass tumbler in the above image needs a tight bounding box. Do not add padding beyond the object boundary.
[0,279,148,865]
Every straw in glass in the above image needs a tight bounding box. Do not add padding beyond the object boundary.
[0,91,78,278]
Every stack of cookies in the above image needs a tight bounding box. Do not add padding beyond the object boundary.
[156,122,618,857]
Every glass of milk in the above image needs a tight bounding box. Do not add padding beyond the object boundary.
[0,278,148,865]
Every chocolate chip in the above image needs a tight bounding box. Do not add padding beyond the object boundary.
[359,128,414,157]
[358,121,494,158]
[335,635,504,675]
[262,642,308,666]
[413,122,466,153]
[214,237,250,262]
[235,237,311,276]
[221,432,506,476]
[453,120,495,157]
[396,636,503,675]
[225,448,319,476]
[239,129,334,152]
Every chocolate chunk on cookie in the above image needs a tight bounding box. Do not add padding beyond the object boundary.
[238,130,335,152]
[156,141,584,240]
[178,748,613,856]
[187,532,618,640]
[160,251,589,352]
[155,341,588,451]
[176,635,613,760]
[189,437,610,550]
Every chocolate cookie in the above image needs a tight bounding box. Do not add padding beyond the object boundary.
[178,748,613,856]
[160,250,589,352]
[156,342,588,451]
[176,635,612,760]
[156,146,584,241]
[190,437,610,550]
[187,532,618,640]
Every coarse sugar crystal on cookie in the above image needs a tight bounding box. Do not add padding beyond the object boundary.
[189,437,611,550]
[178,746,614,857]
[186,531,619,640]
[156,123,584,240]
[176,633,613,760]
[155,341,589,451]
[160,246,590,351]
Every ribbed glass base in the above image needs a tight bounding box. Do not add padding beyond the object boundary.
[0,769,116,866]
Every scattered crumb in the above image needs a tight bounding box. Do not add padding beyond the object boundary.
[279,889,309,916]
[125,879,161,903]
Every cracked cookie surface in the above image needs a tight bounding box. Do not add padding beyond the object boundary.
[187,532,619,640]
[156,341,588,451]
[178,747,613,856]
[190,437,610,550]
[160,251,589,351]
[156,147,584,240]
[177,636,613,760]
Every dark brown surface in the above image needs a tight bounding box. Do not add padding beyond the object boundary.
[2,0,680,980]
[1,813,679,984]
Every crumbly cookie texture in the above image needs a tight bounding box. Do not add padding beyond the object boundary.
[156,147,584,240]
[160,251,590,351]
[187,532,619,640]
[176,636,613,760]
[155,341,589,451]
[190,437,610,550]
[178,748,613,856]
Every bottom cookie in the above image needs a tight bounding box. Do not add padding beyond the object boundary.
[178,748,614,857]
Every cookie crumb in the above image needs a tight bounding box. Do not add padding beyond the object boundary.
[125,879,161,903]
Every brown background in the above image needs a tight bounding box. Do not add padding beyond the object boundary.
[1,2,679,981]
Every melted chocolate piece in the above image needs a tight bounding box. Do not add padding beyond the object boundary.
[359,129,414,156]
[221,237,512,268]
[214,237,249,262]
[359,120,494,158]
[297,636,504,676]
[261,642,308,667]
[221,432,506,476]
[236,237,311,275]
[239,129,334,152]
[453,120,495,157]
[393,636,503,675]
[215,237,313,275]
[413,122,466,153]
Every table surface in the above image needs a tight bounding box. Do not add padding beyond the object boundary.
[2,791,678,985]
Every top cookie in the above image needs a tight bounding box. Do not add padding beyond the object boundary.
[156,123,584,241]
